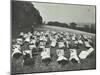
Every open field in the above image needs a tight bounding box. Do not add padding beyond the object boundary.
[36,25,95,36]
[11,25,96,74]
[12,25,95,38]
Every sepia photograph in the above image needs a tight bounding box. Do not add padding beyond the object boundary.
[11,0,96,74]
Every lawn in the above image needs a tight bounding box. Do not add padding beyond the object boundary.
[11,25,96,74]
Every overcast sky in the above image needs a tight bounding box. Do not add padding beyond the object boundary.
[32,2,95,24]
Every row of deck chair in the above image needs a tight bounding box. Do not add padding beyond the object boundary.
[11,30,95,66]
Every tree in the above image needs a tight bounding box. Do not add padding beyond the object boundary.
[91,24,96,33]
[69,22,77,29]
[12,1,43,31]
[47,21,68,28]
[84,25,90,32]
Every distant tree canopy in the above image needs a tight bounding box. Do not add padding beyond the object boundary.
[47,21,68,27]
[69,22,77,29]
[12,1,43,29]
[84,25,90,32]
[91,24,96,33]
[47,21,95,34]
[84,24,96,33]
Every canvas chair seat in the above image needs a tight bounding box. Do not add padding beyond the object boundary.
[78,40,83,44]
[40,36,45,41]
[23,50,33,58]
[29,44,36,50]
[79,47,94,59]
[84,41,92,48]
[58,42,65,48]
[28,32,32,37]
[24,37,30,43]
[20,32,24,36]
[12,44,21,50]
[41,48,51,60]
[74,41,78,45]
[69,49,80,63]
[12,49,22,58]
[44,38,48,42]
[66,41,69,48]
[16,38,23,45]
[72,36,76,41]
[39,45,45,49]
[30,39,36,44]
[57,56,68,61]
[23,34,28,38]
[39,41,45,45]
[16,38,23,42]
[51,40,57,47]
[56,49,64,57]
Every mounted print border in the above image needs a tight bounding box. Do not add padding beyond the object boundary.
[11,0,96,74]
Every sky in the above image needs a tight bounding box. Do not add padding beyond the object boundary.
[32,2,96,24]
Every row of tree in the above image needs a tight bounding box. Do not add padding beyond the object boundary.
[47,21,77,28]
[47,21,96,34]
[47,21,68,28]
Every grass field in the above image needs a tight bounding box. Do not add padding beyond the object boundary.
[11,25,96,74]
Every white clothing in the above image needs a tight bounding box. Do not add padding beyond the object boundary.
[51,41,56,47]
[41,48,51,60]
[56,49,64,57]
[79,47,94,59]
[69,49,80,63]
[84,41,92,48]
[58,42,65,48]
[57,56,68,61]
[12,49,22,58]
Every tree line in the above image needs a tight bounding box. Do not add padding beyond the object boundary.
[12,1,95,34]
[47,21,96,34]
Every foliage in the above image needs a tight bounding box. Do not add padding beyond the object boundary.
[12,1,43,30]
